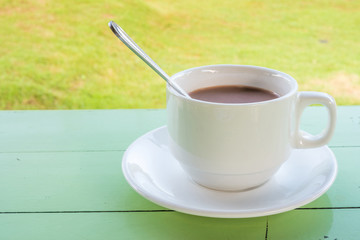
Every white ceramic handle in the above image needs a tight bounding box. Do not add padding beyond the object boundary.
[293,91,336,148]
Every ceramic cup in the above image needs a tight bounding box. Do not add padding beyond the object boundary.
[166,65,336,191]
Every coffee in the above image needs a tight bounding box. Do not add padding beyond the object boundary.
[189,85,280,104]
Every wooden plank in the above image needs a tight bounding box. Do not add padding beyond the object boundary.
[0,152,163,212]
[0,110,166,153]
[0,212,267,240]
[0,148,359,212]
[268,209,360,240]
[0,107,359,153]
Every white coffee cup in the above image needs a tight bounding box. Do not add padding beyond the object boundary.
[166,65,336,191]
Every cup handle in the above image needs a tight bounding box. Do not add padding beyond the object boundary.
[293,91,337,148]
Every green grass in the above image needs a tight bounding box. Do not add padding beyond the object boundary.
[1,0,360,109]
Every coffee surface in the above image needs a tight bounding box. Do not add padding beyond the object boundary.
[189,85,280,104]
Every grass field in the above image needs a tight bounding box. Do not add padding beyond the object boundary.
[1,0,360,109]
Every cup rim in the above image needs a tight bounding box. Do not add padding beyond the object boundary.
[168,64,298,106]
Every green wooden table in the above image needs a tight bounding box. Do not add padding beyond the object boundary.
[0,107,359,240]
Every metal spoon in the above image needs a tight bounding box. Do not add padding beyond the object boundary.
[108,21,191,98]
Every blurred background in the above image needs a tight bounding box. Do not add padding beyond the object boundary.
[1,0,359,109]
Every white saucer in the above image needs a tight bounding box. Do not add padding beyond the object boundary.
[122,126,337,218]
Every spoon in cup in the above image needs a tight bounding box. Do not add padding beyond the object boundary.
[108,21,191,98]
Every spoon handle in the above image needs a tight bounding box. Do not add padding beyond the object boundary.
[108,21,190,98]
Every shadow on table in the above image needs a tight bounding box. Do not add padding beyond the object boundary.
[267,194,334,240]
[123,195,334,240]
[123,211,267,240]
